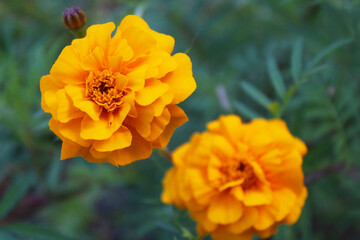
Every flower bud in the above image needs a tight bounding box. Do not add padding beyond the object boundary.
[62,6,86,30]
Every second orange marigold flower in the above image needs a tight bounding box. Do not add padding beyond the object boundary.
[40,15,196,165]
[162,115,307,240]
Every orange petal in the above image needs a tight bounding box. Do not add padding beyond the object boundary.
[253,207,276,230]
[85,22,115,54]
[146,108,171,142]
[112,130,152,166]
[284,187,308,224]
[212,228,253,240]
[109,31,134,62]
[207,193,243,224]
[51,118,91,147]
[93,126,132,152]
[50,46,88,85]
[120,26,156,57]
[81,47,106,71]
[190,210,218,232]
[162,53,196,104]
[243,184,272,206]
[126,65,148,91]
[56,89,84,123]
[40,75,60,114]
[153,105,188,148]
[120,15,174,53]
[65,85,102,121]
[135,79,169,106]
[227,207,258,234]
[61,140,83,160]
[80,104,130,140]
[151,92,174,117]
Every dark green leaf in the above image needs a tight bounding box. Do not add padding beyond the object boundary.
[291,38,303,82]
[239,82,272,109]
[267,56,286,98]
[306,38,352,71]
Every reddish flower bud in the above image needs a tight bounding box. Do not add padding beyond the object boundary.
[62,6,86,30]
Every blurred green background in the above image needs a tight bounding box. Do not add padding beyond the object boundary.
[0,0,360,239]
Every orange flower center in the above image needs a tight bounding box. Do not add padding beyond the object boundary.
[221,160,257,190]
[86,70,127,111]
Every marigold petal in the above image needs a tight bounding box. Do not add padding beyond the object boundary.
[212,228,253,240]
[120,26,156,57]
[191,210,218,232]
[253,207,275,230]
[61,140,83,160]
[126,105,154,138]
[50,46,88,85]
[207,115,242,143]
[56,89,84,123]
[126,65,148,91]
[51,118,91,147]
[80,104,130,140]
[151,92,174,117]
[81,47,106,71]
[284,187,307,224]
[109,32,134,62]
[230,186,244,201]
[208,193,243,224]
[243,185,272,206]
[112,130,152,166]
[146,108,171,141]
[65,85,102,121]
[93,126,132,152]
[40,75,62,113]
[135,79,169,106]
[119,15,175,53]
[86,22,115,53]
[162,53,196,104]
[153,105,188,148]
[227,207,258,234]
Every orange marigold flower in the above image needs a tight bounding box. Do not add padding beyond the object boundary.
[40,15,196,165]
[162,115,307,240]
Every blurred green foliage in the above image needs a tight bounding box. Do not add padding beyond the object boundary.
[0,0,359,239]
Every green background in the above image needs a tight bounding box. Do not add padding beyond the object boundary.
[0,0,359,239]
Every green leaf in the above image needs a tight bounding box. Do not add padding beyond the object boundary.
[2,223,74,240]
[0,174,35,219]
[306,38,352,71]
[291,38,303,82]
[239,82,272,109]
[233,102,261,119]
[267,56,286,98]
[302,64,329,80]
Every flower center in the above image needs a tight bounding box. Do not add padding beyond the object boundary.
[221,160,257,190]
[86,70,127,111]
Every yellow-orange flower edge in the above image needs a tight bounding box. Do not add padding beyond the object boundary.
[40,15,196,165]
[162,115,307,240]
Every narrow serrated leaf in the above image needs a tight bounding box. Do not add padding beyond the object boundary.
[2,223,74,240]
[240,81,272,109]
[267,56,286,98]
[0,174,35,219]
[233,102,261,119]
[303,64,329,79]
[291,38,303,82]
[306,38,352,71]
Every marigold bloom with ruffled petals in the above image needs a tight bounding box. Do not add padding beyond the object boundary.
[40,15,196,165]
[162,115,307,240]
